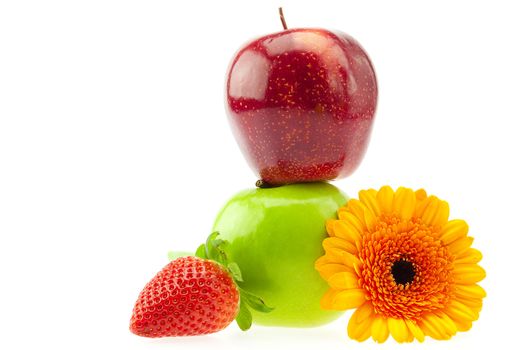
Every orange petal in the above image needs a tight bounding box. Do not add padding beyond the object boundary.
[362,207,377,232]
[405,319,425,342]
[419,315,449,340]
[371,316,389,343]
[377,186,394,214]
[420,196,449,227]
[333,220,362,244]
[448,236,474,256]
[326,219,336,237]
[440,219,469,245]
[454,284,486,299]
[415,188,427,201]
[323,247,361,270]
[346,199,366,222]
[455,296,483,311]
[444,300,479,322]
[322,237,357,254]
[347,305,374,341]
[328,271,359,289]
[387,318,411,343]
[393,187,416,220]
[332,289,366,310]
[320,288,339,309]
[353,301,374,323]
[414,196,432,218]
[339,210,365,233]
[314,255,334,266]
[432,200,450,227]
[315,262,352,280]
[455,248,482,264]
[453,264,486,284]
[359,189,381,217]
[454,318,473,332]
[434,312,458,337]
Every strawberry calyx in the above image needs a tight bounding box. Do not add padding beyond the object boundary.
[200,232,274,331]
[168,232,273,331]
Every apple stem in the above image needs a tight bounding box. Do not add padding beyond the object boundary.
[256,179,273,189]
[279,7,288,30]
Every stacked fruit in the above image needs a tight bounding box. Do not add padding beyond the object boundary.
[130,9,377,337]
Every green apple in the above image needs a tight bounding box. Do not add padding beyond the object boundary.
[212,182,348,327]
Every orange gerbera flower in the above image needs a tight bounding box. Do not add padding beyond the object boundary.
[315,186,485,343]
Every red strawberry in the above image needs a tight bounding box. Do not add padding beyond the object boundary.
[130,232,273,338]
[130,256,240,337]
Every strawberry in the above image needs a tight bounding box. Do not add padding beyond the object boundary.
[130,232,272,337]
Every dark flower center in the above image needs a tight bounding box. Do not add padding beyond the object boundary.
[391,259,416,285]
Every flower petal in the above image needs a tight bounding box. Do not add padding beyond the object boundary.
[322,247,361,271]
[362,207,377,232]
[431,200,450,227]
[445,300,479,322]
[339,210,365,232]
[393,187,416,220]
[344,199,376,232]
[354,326,372,342]
[455,248,482,264]
[345,199,366,220]
[454,319,473,332]
[322,237,357,254]
[315,263,351,280]
[387,318,410,343]
[455,296,483,311]
[359,189,381,217]
[414,196,432,218]
[405,331,414,343]
[377,186,394,214]
[332,220,361,244]
[448,236,474,256]
[328,271,359,289]
[435,312,458,337]
[347,306,373,341]
[415,188,427,201]
[371,316,389,343]
[332,289,366,310]
[440,219,469,245]
[337,206,353,221]
[453,264,486,284]
[405,319,425,342]
[326,219,336,237]
[420,196,449,227]
[320,288,339,309]
[455,284,486,299]
[419,314,450,340]
[353,301,374,323]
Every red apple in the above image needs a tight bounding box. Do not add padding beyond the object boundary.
[226,18,378,186]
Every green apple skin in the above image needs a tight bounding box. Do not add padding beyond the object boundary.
[212,182,348,327]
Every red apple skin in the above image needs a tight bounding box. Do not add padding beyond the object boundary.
[226,28,378,186]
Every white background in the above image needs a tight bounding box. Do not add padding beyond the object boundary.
[1,1,523,349]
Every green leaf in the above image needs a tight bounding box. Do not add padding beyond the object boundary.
[240,289,274,313]
[227,262,243,282]
[213,245,228,265]
[205,232,220,261]
[235,300,252,331]
[205,232,219,258]
[195,244,207,259]
[204,232,229,266]
[211,238,226,249]
[167,251,192,261]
